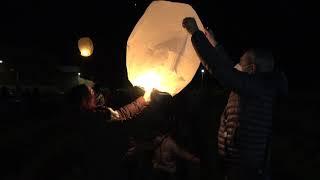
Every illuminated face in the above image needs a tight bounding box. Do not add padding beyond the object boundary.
[87,86,96,110]
[240,51,254,66]
[239,50,256,74]
[81,86,96,111]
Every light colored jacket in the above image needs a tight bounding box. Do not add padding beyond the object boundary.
[152,135,199,173]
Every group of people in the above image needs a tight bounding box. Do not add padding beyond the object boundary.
[14,17,287,180]
[64,82,200,180]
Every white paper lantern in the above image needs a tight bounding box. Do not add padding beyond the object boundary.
[78,37,94,57]
[126,1,205,96]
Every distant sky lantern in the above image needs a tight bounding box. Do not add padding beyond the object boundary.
[78,37,94,57]
[126,1,205,96]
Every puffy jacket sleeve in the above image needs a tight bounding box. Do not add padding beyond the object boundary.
[110,96,148,122]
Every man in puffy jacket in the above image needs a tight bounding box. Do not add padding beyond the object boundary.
[183,17,288,180]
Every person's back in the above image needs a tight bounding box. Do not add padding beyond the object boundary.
[152,134,200,180]
[200,47,286,180]
[217,51,287,178]
[153,135,178,173]
[215,61,287,180]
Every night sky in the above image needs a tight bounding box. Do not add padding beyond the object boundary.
[1,1,318,178]
[0,0,316,90]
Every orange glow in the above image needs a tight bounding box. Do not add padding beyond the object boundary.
[78,37,94,57]
[127,1,204,96]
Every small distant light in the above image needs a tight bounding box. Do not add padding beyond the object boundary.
[0,60,3,64]
[134,3,137,7]
[201,69,205,73]
[78,73,81,76]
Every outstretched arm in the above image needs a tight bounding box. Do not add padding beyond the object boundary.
[110,96,149,122]
[183,18,265,96]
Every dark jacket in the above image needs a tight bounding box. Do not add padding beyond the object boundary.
[191,31,288,180]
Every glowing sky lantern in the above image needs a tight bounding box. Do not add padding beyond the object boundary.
[126,1,205,96]
[78,37,94,57]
